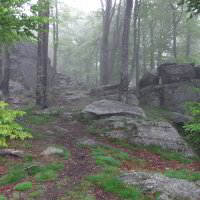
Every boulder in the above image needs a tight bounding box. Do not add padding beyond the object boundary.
[195,65,200,79]
[82,99,146,119]
[162,112,192,126]
[158,63,196,84]
[162,80,200,112]
[121,171,200,200]
[77,137,98,146]
[92,116,194,156]
[41,147,64,156]
[139,85,163,107]
[139,69,159,89]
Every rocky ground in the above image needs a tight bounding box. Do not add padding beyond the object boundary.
[0,73,200,200]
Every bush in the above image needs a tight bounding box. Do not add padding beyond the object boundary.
[0,101,32,147]
[184,102,200,146]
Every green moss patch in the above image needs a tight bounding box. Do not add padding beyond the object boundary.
[15,182,33,191]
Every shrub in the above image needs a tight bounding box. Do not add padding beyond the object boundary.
[0,101,32,147]
[14,182,33,191]
[184,102,200,147]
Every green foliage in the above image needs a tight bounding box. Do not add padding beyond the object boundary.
[184,102,200,147]
[35,170,58,182]
[0,195,7,200]
[164,169,200,181]
[14,182,33,191]
[0,101,32,147]
[88,173,141,199]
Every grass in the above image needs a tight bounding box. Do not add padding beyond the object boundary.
[0,195,7,200]
[29,190,44,198]
[26,114,56,125]
[164,169,200,181]
[61,180,95,200]
[34,162,64,182]
[14,182,33,191]
[88,173,141,200]
[145,145,192,164]
[0,169,27,186]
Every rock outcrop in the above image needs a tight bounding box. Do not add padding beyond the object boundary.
[89,116,194,156]
[139,63,200,112]
[121,171,200,200]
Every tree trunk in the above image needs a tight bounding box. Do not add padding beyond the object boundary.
[149,20,155,69]
[108,0,123,82]
[135,17,140,86]
[100,0,112,85]
[129,0,139,83]
[142,32,146,74]
[186,29,191,58]
[36,0,50,108]
[172,11,177,59]
[119,0,133,103]
[1,44,10,96]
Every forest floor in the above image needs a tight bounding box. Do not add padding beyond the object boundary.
[0,92,200,200]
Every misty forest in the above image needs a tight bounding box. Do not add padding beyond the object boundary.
[0,0,200,199]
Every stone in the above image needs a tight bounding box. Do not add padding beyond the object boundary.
[162,112,192,126]
[41,147,64,156]
[139,69,159,89]
[162,80,200,112]
[0,90,4,101]
[9,80,25,94]
[139,85,162,107]
[194,65,200,79]
[82,99,146,119]
[77,137,98,146]
[158,63,196,84]
[121,171,200,200]
[93,116,194,156]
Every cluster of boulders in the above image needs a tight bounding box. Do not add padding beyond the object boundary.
[139,63,200,112]
[82,99,194,157]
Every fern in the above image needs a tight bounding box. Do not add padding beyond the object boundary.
[0,101,32,147]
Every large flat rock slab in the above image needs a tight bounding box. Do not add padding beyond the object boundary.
[121,171,200,200]
[82,99,146,119]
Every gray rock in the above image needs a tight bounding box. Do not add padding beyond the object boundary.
[93,116,194,156]
[158,63,196,84]
[9,80,25,94]
[163,80,200,112]
[82,99,146,119]
[41,147,64,156]
[121,171,200,200]
[0,90,4,101]
[194,65,200,79]
[140,85,162,107]
[139,69,159,89]
[77,137,98,146]
[162,112,192,125]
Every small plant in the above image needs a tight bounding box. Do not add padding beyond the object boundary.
[184,102,200,148]
[0,101,32,147]
[14,182,33,191]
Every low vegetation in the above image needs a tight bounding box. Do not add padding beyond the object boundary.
[0,101,32,147]
[14,182,33,191]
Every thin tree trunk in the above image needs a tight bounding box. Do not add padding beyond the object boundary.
[108,0,123,82]
[186,30,191,58]
[129,0,139,83]
[149,20,155,69]
[119,0,133,103]
[100,0,112,85]
[1,44,10,96]
[36,0,50,108]
[142,32,146,74]
[135,17,140,86]
[172,11,177,59]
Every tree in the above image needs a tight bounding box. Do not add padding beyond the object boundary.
[179,0,200,15]
[36,0,50,108]
[119,0,133,103]
[0,0,38,96]
[100,0,114,85]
